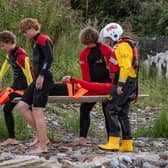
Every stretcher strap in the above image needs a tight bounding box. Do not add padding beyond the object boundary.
[67,83,88,99]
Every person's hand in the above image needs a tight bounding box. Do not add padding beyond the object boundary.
[0,79,2,86]
[117,86,123,95]
[61,76,72,82]
[36,75,44,90]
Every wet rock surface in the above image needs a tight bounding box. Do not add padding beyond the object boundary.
[0,104,167,168]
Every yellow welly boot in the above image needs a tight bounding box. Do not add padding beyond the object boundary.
[98,137,120,151]
[119,139,133,152]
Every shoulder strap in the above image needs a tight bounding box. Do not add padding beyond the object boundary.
[119,36,136,48]
[119,37,140,104]
[15,46,27,57]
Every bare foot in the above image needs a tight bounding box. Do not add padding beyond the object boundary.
[34,139,50,148]
[28,138,50,147]
[29,146,48,154]
[28,137,39,147]
[0,138,18,146]
[70,137,87,146]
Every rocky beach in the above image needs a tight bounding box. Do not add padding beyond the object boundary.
[0,104,167,168]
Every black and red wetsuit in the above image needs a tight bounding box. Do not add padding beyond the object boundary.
[79,42,112,138]
[32,33,53,78]
[48,43,112,138]
[22,33,54,107]
[80,43,111,82]
[0,46,33,139]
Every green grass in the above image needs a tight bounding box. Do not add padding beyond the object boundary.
[152,105,168,137]
[135,104,168,138]
[136,65,168,107]
[0,0,82,81]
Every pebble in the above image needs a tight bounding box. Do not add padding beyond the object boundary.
[110,157,119,167]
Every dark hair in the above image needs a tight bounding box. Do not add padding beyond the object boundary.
[0,31,16,44]
[79,27,99,45]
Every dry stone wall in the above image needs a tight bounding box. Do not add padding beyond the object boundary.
[138,37,168,77]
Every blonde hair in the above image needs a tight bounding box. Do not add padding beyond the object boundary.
[20,18,41,33]
[0,31,16,44]
[79,27,99,45]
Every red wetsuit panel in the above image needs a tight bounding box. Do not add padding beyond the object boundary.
[71,77,112,95]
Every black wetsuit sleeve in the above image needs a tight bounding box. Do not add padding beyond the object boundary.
[40,39,53,76]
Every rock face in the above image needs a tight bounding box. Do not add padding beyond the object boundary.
[143,51,168,78]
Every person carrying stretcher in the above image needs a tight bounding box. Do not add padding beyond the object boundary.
[0,31,33,146]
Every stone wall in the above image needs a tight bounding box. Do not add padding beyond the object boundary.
[138,37,168,59]
[137,37,168,77]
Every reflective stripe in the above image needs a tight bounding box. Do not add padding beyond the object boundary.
[110,57,118,65]
[112,44,117,51]
[119,77,126,82]
[42,62,47,69]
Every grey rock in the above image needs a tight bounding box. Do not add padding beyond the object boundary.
[132,157,144,167]
[56,153,67,157]
[143,162,158,168]
[152,141,164,147]
[119,155,132,163]
[71,151,83,160]
[60,159,73,166]
[159,160,168,167]
[110,157,119,167]
[119,163,127,168]
[1,153,14,160]
[49,156,59,163]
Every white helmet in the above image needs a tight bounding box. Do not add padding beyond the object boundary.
[99,23,123,42]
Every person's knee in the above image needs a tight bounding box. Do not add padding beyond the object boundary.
[106,105,118,116]
[17,101,29,113]
[32,107,45,120]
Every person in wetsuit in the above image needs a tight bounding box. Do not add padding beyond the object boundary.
[0,31,33,146]
[17,18,54,154]
[62,27,112,146]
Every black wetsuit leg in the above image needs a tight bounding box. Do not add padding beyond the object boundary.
[3,77,28,139]
[3,101,17,138]
[102,101,110,138]
[118,102,132,139]
[80,102,96,137]
[79,101,111,138]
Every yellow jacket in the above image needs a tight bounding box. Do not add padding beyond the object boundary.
[0,54,33,85]
[114,42,136,85]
